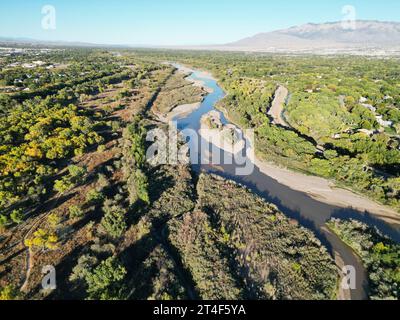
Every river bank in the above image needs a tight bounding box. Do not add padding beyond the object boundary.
[172,63,214,94]
[166,65,400,229]
[156,102,202,122]
[158,63,400,300]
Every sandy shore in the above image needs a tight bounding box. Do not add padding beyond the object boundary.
[192,78,214,94]
[156,102,202,122]
[254,158,400,227]
[172,64,214,93]
[268,85,290,128]
[174,64,215,80]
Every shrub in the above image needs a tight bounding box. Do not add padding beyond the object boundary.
[85,257,127,300]
[0,214,9,229]
[69,205,84,219]
[100,199,127,239]
[97,145,106,152]
[111,121,121,132]
[54,178,74,194]
[97,173,110,189]
[69,254,98,283]
[86,190,105,205]
[10,209,24,224]
[0,285,19,300]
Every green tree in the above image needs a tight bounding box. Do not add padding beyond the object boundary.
[85,257,127,300]
[324,149,338,160]
[54,165,87,194]
[10,209,24,224]
[68,165,87,180]
[54,178,74,194]
[86,189,105,205]
[135,169,150,204]
[0,214,9,229]
[100,199,127,238]
[69,205,84,219]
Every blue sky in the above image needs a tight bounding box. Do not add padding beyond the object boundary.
[1,0,399,45]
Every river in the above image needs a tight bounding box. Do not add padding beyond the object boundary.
[171,64,400,300]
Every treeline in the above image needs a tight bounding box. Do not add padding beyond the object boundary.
[121,116,150,206]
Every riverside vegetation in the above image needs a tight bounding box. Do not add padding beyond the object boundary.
[136,50,400,212]
[328,219,400,300]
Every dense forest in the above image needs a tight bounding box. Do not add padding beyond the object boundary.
[0,49,342,300]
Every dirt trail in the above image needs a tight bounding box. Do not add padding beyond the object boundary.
[20,194,62,293]
[268,86,290,128]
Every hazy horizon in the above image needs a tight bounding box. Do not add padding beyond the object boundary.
[1,0,400,46]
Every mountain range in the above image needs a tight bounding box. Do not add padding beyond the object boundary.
[221,20,400,54]
[1,20,400,55]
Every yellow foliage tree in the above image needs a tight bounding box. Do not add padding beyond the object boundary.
[25,143,43,159]
[24,228,58,251]
[24,213,60,250]
[0,285,19,300]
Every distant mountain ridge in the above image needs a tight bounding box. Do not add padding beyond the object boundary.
[225,20,400,52]
[2,20,400,55]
